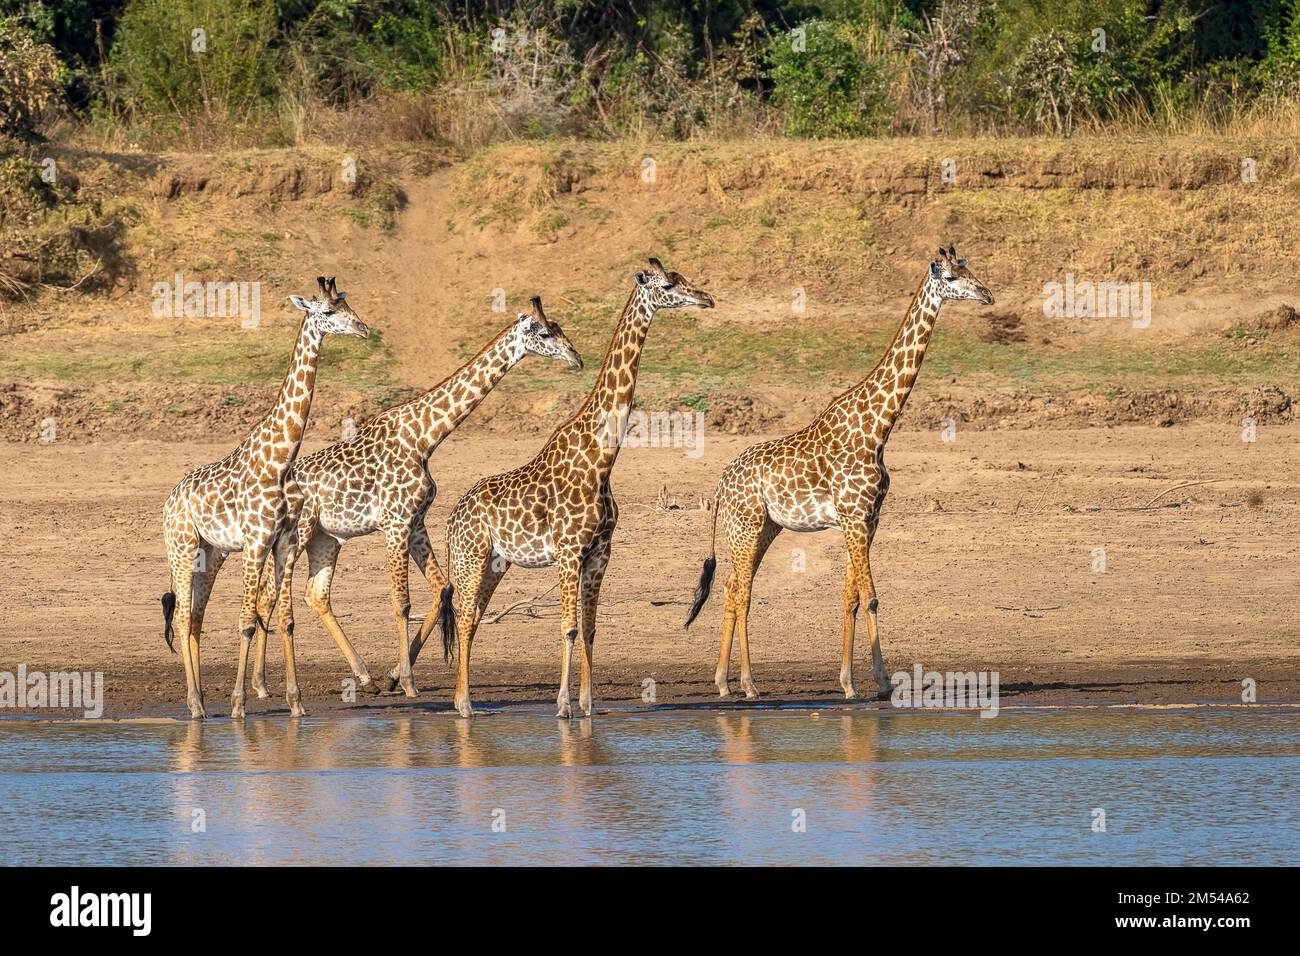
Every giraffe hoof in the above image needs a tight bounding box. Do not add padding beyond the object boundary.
[875,686,892,701]
[359,678,384,696]
[230,704,246,720]
[843,687,859,701]
[741,683,760,700]
[400,683,418,699]
[716,686,732,699]
[556,703,572,719]
[290,705,307,718]
[252,685,270,700]
[455,700,473,718]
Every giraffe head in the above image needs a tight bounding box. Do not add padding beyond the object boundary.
[635,257,715,311]
[287,276,370,338]
[514,296,583,369]
[930,245,994,305]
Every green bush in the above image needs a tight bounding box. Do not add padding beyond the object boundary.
[966,0,1200,132]
[0,15,68,135]
[284,0,451,104]
[109,0,277,121]
[767,19,890,138]
[8,0,1300,144]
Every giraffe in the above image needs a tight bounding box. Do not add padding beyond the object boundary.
[439,258,715,718]
[160,277,369,719]
[246,297,583,700]
[684,245,994,700]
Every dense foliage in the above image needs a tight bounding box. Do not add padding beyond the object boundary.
[2,0,1299,142]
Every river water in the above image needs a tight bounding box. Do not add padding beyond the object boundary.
[2,707,1295,865]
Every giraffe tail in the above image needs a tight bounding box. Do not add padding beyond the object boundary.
[161,591,177,653]
[684,493,721,629]
[684,558,716,629]
[438,584,456,664]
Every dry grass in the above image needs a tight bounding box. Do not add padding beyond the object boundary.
[446,134,1300,304]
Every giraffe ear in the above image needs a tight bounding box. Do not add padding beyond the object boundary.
[948,244,956,258]
[635,271,649,287]
[288,295,311,311]
[929,260,941,279]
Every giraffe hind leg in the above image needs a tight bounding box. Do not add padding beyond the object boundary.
[301,530,377,694]
[166,529,210,720]
[715,490,778,700]
[452,537,505,718]
[714,570,738,698]
[734,519,781,700]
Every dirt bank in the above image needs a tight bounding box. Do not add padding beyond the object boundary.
[4,136,1300,445]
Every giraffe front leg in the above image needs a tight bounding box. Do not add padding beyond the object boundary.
[250,559,274,700]
[272,527,306,717]
[386,527,418,697]
[231,536,272,719]
[555,553,582,719]
[844,524,889,699]
[840,558,859,699]
[578,531,612,718]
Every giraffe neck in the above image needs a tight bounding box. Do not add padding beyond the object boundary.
[394,326,523,459]
[250,315,323,472]
[850,274,946,436]
[572,287,654,473]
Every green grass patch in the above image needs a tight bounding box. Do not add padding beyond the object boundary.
[469,294,1300,407]
[0,323,395,390]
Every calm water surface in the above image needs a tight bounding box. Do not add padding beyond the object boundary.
[2,708,1296,865]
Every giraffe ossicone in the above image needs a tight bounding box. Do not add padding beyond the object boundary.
[684,245,993,701]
